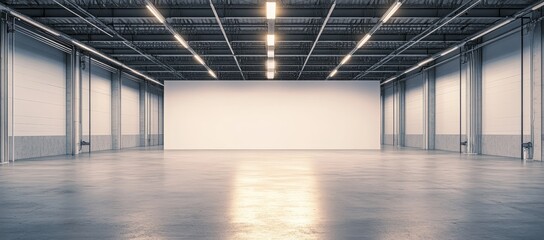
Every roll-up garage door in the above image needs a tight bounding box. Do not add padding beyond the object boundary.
[13,32,67,160]
[482,34,521,158]
[435,58,460,152]
[404,74,424,148]
[383,86,394,145]
[81,60,113,152]
[149,87,160,146]
[121,76,140,148]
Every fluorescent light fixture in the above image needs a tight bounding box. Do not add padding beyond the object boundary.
[470,18,513,41]
[267,49,274,58]
[532,1,544,10]
[11,11,61,36]
[266,2,276,19]
[194,55,205,65]
[267,34,275,46]
[329,69,338,77]
[383,76,397,84]
[340,55,351,65]
[404,65,419,74]
[146,4,165,23]
[417,58,433,67]
[174,34,189,48]
[267,59,276,69]
[71,40,162,86]
[267,71,274,79]
[356,34,372,49]
[381,1,402,23]
[440,46,460,57]
[208,70,217,78]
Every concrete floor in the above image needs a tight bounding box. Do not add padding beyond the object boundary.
[0,148,543,240]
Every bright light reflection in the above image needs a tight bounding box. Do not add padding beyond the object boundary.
[230,160,319,239]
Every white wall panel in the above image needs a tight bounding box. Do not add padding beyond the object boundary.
[435,59,460,135]
[121,78,140,134]
[165,81,381,149]
[435,58,460,151]
[481,33,522,157]
[82,63,112,135]
[482,34,521,135]
[404,74,424,148]
[405,75,423,133]
[13,33,66,137]
[121,77,140,148]
[383,86,394,145]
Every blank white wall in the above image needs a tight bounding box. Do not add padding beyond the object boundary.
[164,81,380,149]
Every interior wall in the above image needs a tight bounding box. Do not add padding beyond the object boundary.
[404,74,424,148]
[148,87,161,146]
[435,58,461,152]
[383,86,394,145]
[81,61,113,152]
[13,32,67,159]
[380,19,542,160]
[164,81,381,150]
[121,76,141,148]
[481,33,522,158]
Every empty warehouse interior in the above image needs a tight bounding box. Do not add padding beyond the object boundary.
[1,0,544,239]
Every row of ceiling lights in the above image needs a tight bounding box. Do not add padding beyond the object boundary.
[144,0,217,79]
[382,0,544,85]
[266,1,276,79]
[328,0,402,79]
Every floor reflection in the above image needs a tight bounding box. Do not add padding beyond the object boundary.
[230,159,320,240]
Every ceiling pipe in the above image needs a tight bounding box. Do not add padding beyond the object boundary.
[326,0,407,80]
[0,3,163,86]
[381,0,544,85]
[353,0,482,80]
[144,0,217,79]
[296,1,336,80]
[209,0,245,80]
[52,0,186,80]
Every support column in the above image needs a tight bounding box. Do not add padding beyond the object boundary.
[395,81,406,147]
[0,14,9,163]
[531,16,542,161]
[465,46,483,154]
[139,81,148,147]
[67,49,81,155]
[111,70,121,150]
[424,69,436,150]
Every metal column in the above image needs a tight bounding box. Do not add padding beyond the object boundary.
[395,81,406,147]
[0,14,9,163]
[465,46,483,154]
[111,70,121,150]
[424,69,436,150]
[139,81,148,147]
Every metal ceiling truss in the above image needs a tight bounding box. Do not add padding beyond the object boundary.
[1,0,541,81]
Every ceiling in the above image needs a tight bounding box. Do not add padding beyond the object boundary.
[2,0,540,81]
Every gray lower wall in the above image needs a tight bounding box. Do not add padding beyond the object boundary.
[435,134,460,152]
[149,134,161,146]
[122,134,140,148]
[13,136,66,160]
[81,135,113,153]
[384,134,394,145]
[481,135,522,158]
[405,134,424,148]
